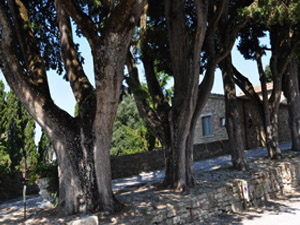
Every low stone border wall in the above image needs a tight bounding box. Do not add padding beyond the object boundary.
[97,151,300,224]
[147,156,300,224]
[0,172,38,202]
[111,140,230,179]
[146,162,300,224]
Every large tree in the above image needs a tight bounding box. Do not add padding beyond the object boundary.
[126,0,251,190]
[217,0,255,171]
[235,1,300,158]
[0,0,146,215]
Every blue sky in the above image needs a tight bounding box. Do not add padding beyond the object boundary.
[0,34,271,144]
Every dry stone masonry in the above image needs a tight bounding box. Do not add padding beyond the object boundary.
[94,150,300,224]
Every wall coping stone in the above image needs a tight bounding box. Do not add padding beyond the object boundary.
[70,216,98,225]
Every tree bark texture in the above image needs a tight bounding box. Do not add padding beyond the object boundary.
[163,0,208,191]
[258,54,278,159]
[220,55,247,170]
[0,0,146,215]
[283,56,300,151]
[263,29,291,159]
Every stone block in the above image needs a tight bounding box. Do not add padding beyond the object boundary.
[151,214,165,224]
[192,209,201,216]
[70,216,98,225]
[172,216,181,224]
[231,201,243,212]
[176,208,188,215]
[191,199,200,208]
[214,192,224,199]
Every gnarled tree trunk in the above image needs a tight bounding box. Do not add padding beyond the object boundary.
[283,56,300,151]
[0,0,147,215]
[92,34,127,211]
[50,128,99,214]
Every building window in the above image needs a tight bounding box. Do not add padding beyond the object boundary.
[220,117,226,127]
[202,116,212,136]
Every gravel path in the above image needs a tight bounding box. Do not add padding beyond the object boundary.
[0,141,292,223]
[0,194,43,224]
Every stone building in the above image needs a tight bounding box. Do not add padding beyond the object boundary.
[194,85,290,150]
[194,94,228,145]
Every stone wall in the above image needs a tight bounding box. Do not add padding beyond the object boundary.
[111,149,165,179]
[111,140,230,179]
[240,99,290,149]
[146,159,300,225]
[0,172,38,202]
[238,98,265,149]
[99,152,300,225]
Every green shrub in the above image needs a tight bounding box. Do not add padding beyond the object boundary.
[29,161,59,194]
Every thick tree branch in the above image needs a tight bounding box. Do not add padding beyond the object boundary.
[192,0,231,131]
[126,51,165,141]
[193,60,216,123]
[138,3,169,120]
[278,42,298,76]
[194,0,208,52]
[192,0,208,87]
[55,0,95,107]
[210,0,226,33]
[7,0,51,97]
[206,1,226,61]
[255,41,266,82]
[0,2,76,139]
[216,18,249,64]
[138,3,169,116]
[232,64,262,108]
[216,0,252,64]
[104,0,147,35]
[57,0,99,48]
[164,0,187,83]
[268,28,296,105]
[142,57,170,115]
[59,0,146,48]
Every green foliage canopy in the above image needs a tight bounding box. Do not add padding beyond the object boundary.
[242,0,300,26]
[0,82,37,174]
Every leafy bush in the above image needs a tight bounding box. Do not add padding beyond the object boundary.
[29,161,59,194]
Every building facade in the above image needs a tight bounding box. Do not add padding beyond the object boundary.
[194,93,290,150]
